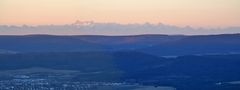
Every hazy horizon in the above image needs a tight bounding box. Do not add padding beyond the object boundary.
[0,21,240,35]
[1,0,240,28]
[0,0,239,35]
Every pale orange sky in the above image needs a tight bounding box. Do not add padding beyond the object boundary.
[0,0,239,27]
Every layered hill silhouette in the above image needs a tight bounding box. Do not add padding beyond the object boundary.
[1,34,240,90]
[0,34,240,56]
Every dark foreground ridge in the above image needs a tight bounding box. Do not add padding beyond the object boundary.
[0,52,240,90]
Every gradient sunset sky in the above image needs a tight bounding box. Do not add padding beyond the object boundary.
[0,0,239,27]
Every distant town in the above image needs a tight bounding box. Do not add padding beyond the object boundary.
[0,74,138,90]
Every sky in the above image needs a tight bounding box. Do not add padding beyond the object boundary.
[0,0,240,27]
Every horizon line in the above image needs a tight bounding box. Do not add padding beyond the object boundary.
[0,33,240,37]
[1,21,240,29]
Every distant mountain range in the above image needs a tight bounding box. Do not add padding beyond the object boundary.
[0,34,240,56]
[0,22,240,35]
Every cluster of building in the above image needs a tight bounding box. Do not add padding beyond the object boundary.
[0,76,131,90]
